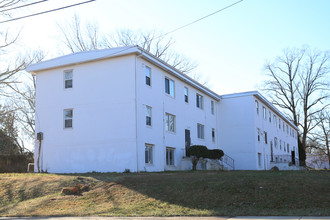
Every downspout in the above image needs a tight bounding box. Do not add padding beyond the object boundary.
[36,132,43,173]
[135,50,144,172]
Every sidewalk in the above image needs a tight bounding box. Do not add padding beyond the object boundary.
[1,216,330,220]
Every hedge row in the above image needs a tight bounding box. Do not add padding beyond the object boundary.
[187,145,224,159]
[0,153,33,173]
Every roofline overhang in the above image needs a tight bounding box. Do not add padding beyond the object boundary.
[221,91,299,131]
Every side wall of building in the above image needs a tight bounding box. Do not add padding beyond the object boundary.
[34,55,138,173]
[218,96,257,170]
[134,57,219,172]
[254,96,299,170]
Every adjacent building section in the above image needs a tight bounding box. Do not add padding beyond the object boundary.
[218,91,299,170]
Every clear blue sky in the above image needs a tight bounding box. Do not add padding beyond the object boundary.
[9,0,330,94]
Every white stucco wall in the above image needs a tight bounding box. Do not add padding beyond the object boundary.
[218,95,256,170]
[35,55,138,173]
[134,57,218,172]
[34,54,219,173]
[218,94,299,170]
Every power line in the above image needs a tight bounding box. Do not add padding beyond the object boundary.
[151,0,244,41]
[0,0,49,13]
[0,0,96,24]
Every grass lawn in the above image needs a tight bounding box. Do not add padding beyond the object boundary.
[0,170,329,217]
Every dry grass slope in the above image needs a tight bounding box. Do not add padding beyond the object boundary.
[0,171,329,217]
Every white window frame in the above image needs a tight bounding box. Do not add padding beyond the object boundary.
[145,66,151,86]
[165,113,176,133]
[165,77,175,97]
[166,147,175,166]
[258,153,262,167]
[274,137,278,148]
[145,144,153,164]
[184,87,189,103]
[197,123,205,139]
[255,100,259,115]
[64,109,73,129]
[64,70,73,89]
[263,106,266,120]
[211,100,215,115]
[257,128,260,142]
[146,106,152,126]
[196,94,203,109]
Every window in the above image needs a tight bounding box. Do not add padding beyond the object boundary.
[64,109,73,128]
[212,128,215,142]
[64,70,73,89]
[184,87,189,103]
[279,119,281,129]
[257,128,260,142]
[165,78,175,96]
[166,147,175,166]
[284,141,286,151]
[263,106,266,119]
[255,100,259,115]
[196,94,203,109]
[287,144,289,152]
[197,123,205,139]
[269,111,271,123]
[145,66,151,86]
[283,122,285,132]
[264,131,268,144]
[258,153,262,167]
[274,115,277,127]
[280,139,282,150]
[286,125,289,134]
[145,144,153,164]
[146,106,152,126]
[211,101,215,115]
[274,137,278,148]
[165,113,175,132]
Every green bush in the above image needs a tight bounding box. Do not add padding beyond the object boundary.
[187,145,208,158]
[187,145,224,170]
[207,149,224,159]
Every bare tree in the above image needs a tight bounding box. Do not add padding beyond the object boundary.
[57,15,197,75]
[263,47,330,165]
[309,111,330,167]
[0,0,27,94]
[7,50,45,140]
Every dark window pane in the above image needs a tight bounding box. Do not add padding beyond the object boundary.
[65,119,72,128]
[146,116,151,126]
[146,76,151,86]
[65,80,72,88]
[165,78,169,94]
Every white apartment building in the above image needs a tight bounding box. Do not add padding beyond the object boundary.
[26,46,299,173]
[219,92,299,170]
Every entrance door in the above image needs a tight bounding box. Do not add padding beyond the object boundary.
[291,151,295,165]
[270,141,274,162]
[185,129,191,156]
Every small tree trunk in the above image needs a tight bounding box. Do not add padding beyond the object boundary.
[192,158,198,171]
